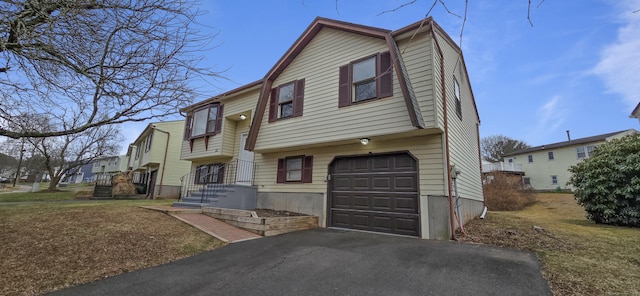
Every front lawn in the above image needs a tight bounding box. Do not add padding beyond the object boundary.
[0,191,78,202]
[460,193,640,296]
[0,200,226,295]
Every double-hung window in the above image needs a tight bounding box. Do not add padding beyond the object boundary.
[548,151,554,160]
[277,155,313,183]
[528,155,533,163]
[353,57,377,101]
[269,79,305,122]
[145,133,153,152]
[339,51,393,107]
[185,104,223,139]
[454,77,462,119]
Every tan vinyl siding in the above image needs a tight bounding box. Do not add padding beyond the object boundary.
[151,121,192,187]
[181,89,259,161]
[253,135,445,197]
[431,36,445,130]
[254,28,416,152]
[396,32,437,128]
[436,30,483,202]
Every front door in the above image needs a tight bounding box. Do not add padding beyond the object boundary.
[148,170,158,199]
[236,133,254,186]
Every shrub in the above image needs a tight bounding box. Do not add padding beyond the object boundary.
[483,172,536,211]
[568,133,640,227]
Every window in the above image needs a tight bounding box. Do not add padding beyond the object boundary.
[269,79,305,122]
[194,163,224,184]
[548,151,554,160]
[551,175,558,184]
[277,155,313,183]
[353,57,377,101]
[145,133,153,152]
[338,51,392,107]
[577,145,596,159]
[185,104,223,138]
[523,177,531,186]
[528,155,533,163]
[454,76,462,119]
[285,157,302,181]
[508,158,513,163]
[135,144,141,159]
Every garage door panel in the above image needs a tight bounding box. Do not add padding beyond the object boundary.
[394,154,417,170]
[333,176,352,190]
[372,176,392,190]
[372,196,391,210]
[394,176,417,190]
[329,153,419,237]
[352,177,370,190]
[332,193,352,208]
[395,196,418,212]
[351,195,370,209]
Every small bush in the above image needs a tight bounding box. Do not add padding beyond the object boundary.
[568,133,640,227]
[483,172,535,211]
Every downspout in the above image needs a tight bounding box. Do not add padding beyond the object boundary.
[152,126,171,198]
[431,22,457,240]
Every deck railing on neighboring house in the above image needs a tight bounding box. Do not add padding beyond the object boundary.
[179,159,256,203]
[482,162,524,173]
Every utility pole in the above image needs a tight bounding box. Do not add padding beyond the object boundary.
[12,139,25,188]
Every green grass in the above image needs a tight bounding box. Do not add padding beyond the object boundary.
[0,191,78,202]
[0,200,224,295]
[463,193,640,296]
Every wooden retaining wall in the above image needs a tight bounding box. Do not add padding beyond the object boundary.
[202,207,318,236]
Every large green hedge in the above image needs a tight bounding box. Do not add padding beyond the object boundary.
[568,133,640,227]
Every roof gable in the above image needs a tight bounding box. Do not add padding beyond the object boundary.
[246,17,429,150]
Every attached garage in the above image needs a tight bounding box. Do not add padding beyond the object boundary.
[327,152,420,236]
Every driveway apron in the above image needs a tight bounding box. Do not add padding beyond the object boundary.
[49,228,551,296]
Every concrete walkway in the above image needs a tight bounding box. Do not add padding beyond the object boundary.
[141,206,261,243]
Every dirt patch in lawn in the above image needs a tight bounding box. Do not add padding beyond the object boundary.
[253,209,307,217]
[0,201,226,296]
[457,193,640,296]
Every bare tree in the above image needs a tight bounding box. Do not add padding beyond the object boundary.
[0,0,217,139]
[481,135,530,162]
[26,124,122,190]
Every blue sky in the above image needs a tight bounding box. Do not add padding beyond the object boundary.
[121,0,640,153]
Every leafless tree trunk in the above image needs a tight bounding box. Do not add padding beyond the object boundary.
[0,0,217,139]
[26,124,122,191]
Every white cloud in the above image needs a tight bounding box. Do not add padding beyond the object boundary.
[593,1,640,109]
[530,96,567,143]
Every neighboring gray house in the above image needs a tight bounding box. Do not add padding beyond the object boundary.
[503,129,638,190]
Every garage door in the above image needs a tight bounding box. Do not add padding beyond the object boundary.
[328,152,419,236]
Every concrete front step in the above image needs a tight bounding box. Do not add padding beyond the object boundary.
[172,201,205,208]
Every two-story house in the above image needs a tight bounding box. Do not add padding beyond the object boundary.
[126,120,191,199]
[177,17,484,240]
[91,155,127,177]
[503,129,637,191]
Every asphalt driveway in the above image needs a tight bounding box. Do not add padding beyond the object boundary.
[50,228,551,296]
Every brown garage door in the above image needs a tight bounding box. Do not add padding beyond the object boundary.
[328,152,419,236]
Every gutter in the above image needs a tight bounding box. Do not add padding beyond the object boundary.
[151,126,171,198]
[430,21,457,240]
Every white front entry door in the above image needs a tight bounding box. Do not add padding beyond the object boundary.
[236,133,254,186]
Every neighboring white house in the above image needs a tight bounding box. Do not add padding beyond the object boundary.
[126,120,191,199]
[503,129,638,190]
[91,155,128,177]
